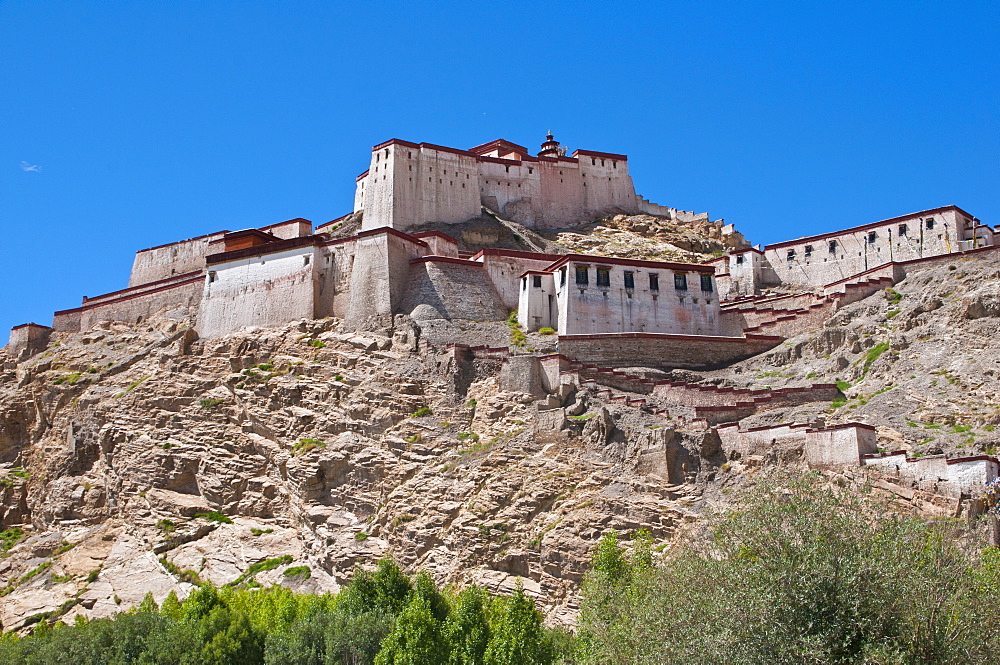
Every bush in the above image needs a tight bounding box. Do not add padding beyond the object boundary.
[537,327,556,336]
[293,438,325,455]
[576,472,1000,664]
[193,511,232,524]
[411,407,432,418]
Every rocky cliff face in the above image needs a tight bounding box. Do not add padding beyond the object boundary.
[0,317,718,631]
[541,213,748,261]
[2,240,998,633]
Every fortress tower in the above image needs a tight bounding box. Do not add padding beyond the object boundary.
[353,133,653,232]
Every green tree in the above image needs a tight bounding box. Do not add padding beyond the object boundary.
[374,595,449,665]
[577,472,1000,665]
[444,586,491,665]
[484,587,552,665]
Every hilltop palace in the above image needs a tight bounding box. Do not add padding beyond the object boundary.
[7,133,1000,494]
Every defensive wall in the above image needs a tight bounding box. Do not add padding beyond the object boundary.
[556,332,783,370]
[713,206,995,297]
[863,451,999,499]
[717,422,878,469]
[6,323,52,359]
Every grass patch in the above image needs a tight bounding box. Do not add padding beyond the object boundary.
[116,374,152,398]
[862,342,890,371]
[985,425,996,432]
[0,528,25,554]
[885,287,903,304]
[160,558,202,585]
[193,511,232,524]
[829,398,847,410]
[457,432,480,442]
[293,438,325,455]
[568,414,596,421]
[156,519,176,534]
[282,566,311,580]
[411,407,433,418]
[538,327,556,335]
[250,527,274,536]
[355,531,368,541]
[458,442,492,456]
[950,424,972,434]
[230,555,294,587]
[199,397,225,410]
[391,515,416,528]
[306,338,326,348]
[886,309,901,319]
[507,310,528,348]
[53,372,83,385]
[836,380,852,392]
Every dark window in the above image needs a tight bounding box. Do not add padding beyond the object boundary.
[624,271,635,289]
[868,231,877,244]
[560,267,566,286]
[786,249,796,262]
[804,245,813,257]
[700,274,713,292]
[898,223,908,236]
[532,275,542,288]
[735,254,745,265]
[596,267,611,287]
[926,218,935,230]
[829,240,837,253]
[575,266,589,285]
[522,277,527,291]
[674,272,688,290]
[649,273,659,291]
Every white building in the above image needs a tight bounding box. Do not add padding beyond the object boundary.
[518,254,719,336]
[353,133,674,233]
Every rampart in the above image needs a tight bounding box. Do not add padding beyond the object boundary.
[717,421,878,468]
[862,451,999,499]
[557,332,783,370]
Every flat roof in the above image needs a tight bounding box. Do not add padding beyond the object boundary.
[765,205,978,250]
[543,253,716,273]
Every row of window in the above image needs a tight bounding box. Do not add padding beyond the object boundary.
[570,266,712,292]
[785,218,939,261]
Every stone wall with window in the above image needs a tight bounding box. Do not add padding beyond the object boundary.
[762,207,975,289]
[519,255,721,336]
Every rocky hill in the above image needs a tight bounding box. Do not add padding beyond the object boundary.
[541,213,748,262]
[1,234,999,633]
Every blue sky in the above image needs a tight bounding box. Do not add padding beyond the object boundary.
[2,2,997,335]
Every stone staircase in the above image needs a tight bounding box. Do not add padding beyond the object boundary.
[719,273,896,338]
[546,356,839,425]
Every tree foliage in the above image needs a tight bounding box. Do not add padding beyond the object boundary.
[0,557,568,665]
[577,472,1000,664]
